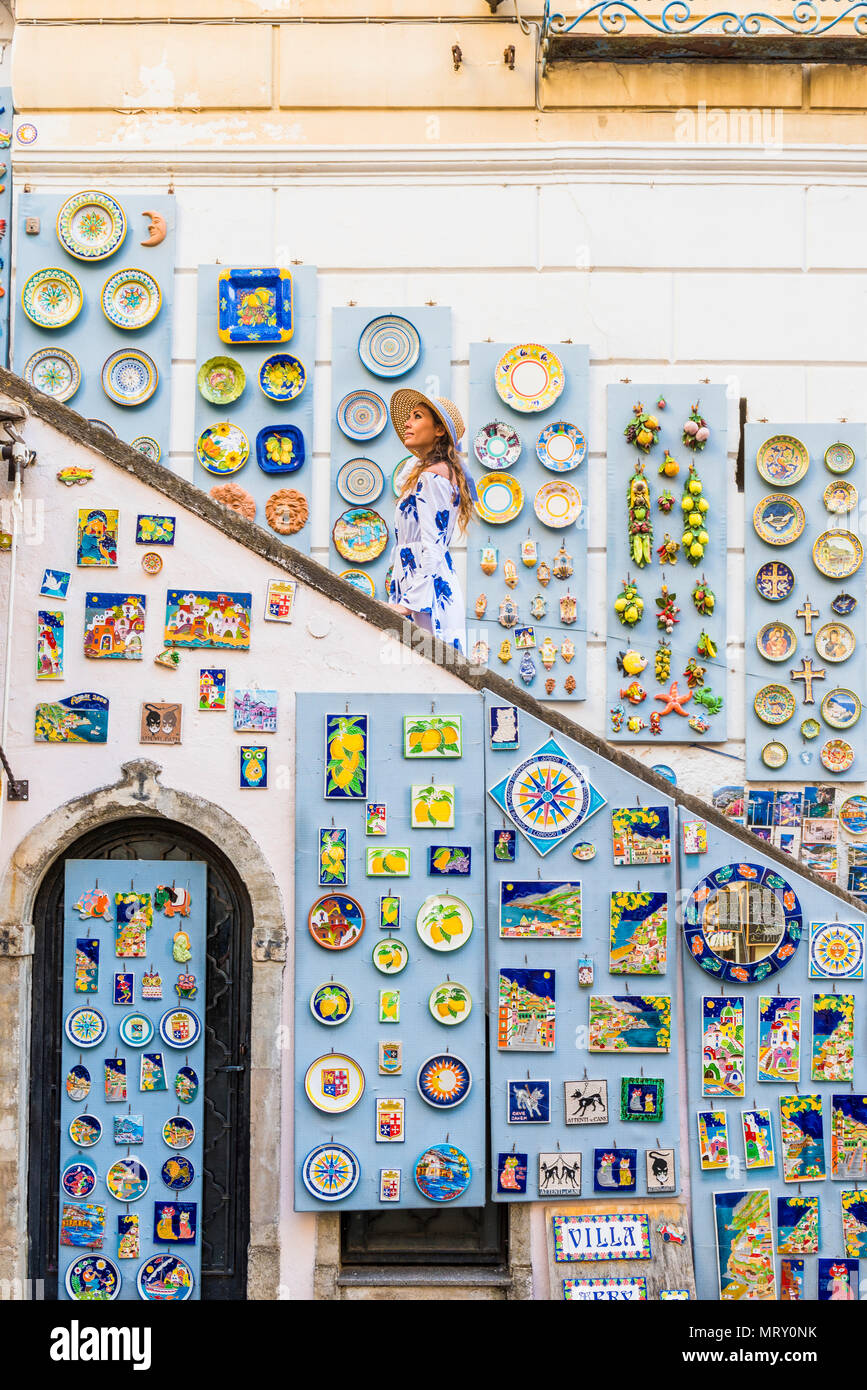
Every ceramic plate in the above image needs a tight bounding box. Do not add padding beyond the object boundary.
[840,795,867,834]
[65,1007,107,1048]
[131,436,161,462]
[141,551,162,575]
[475,472,523,525]
[118,1013,155,1047]
[383,565,393,599]
[534,480,582,528]
[753,494,805,545]
[417,1054,472,1108]
[372,938,409,974]
[801,718,821,740]
[336,458,385,505]
[196,422,250,475]
[536,421,587,472]
[473,421,521,470]
[494,343,565,412]
[57,190,126,261]
[255,425,304,474]
[358,315,420,377]
[304,1053,365,1114]
[163,1116,196,1150]
[159,1007,202,1049]
[824,480,858,514]
[754,683,796,725]
[61,1160,97,1199]
[761,741,789,769]
[392,456,413,496]
[197,356,245,405]
[415,893,474,952]
[429,981,472,1025]
[755,434,809,486]
[339,569,375,597]
[69,1114,102,1147]
[812,530,863,579]
[21,267,83,328]
[301,1143,361,1201]
[308,893,365,950]
[106,1158,149,1202]
[821,739,855,773]
[756,621,798,663]
[162,1156,195,1189]
[336,389,388,441]
[824,442,856,474]
[259,353,306,402]
[24,347,81,403]
[821,687,861,729]
[101,268,161,330]
[217,266,293,345]
[332,508,389,563]
[137,1254,194,1301]
[815,622,856,663]
[88,419,117,436]
[413,1144,471,1201]
[101,349,158,406]
[310,983,354,1025]
[832,593,857,616]
[65,1255,121,1301]
[755,560,795,602]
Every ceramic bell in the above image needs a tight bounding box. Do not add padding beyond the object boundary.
[503,558,518,589]
[577,957,594,987]
[540,636,557,670]
[498,597,518,628]
[498,639,512,662]
[471,639,489,665]
[480,545,498,576]
[530,594,547,620]
[561,638,575,663]
[564,675,577,695]
[552,543,573,580]
[545,677,556,695]
[474,594,488,618]
[559,593,577,625]
[521,537,538,567]
[536,561,551,587]
[519,651,537,685]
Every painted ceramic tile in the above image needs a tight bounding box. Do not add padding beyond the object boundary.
[240,746,267,789]
[403,715,463,758]
[135,514,175,545]
[141,970,162,1000]
[40,567,70,600]
[104,1057,127,1102]
[498,968,555,1051]
[37,610,64,678]
[379,895,400,931]
[552,1213,651,1263]
[593,1148,637,1193]
[366,803,387,835]
[808,921,864,980]
[620,1077,664,1123]
[264,578,296,622]
[564,1277,646,1300]
[713,1189,776,1301]
[117,1213,140,1260]
[113,1114,143,1145]
[611,806,671,865]
[114,891,151,958]
[428,846,471,876]
[139,702,182,744]
[489,703,519,750]
[496,1152,528,1194]
[325,713,368,798]
[379,989,400,1023]
[499,880,581,939]
[318,828,348,887]
[811,993,854,1082]
[697,1110,730,1170]
[488,737,606,857]
[164,589,252,650]
[776,1195,819,1254]
[74,938,99,993]
[682,819,708,854]
[233,688,277,733]
[840,1190,867,1258]
[411,783,455,828]
[77,508,118,566]
[199,668,226,711]
[646,1148,676,1193]
[84,593,146,659]
[831,1094,867,1178]
[113,973,134,1005]
[757,996,801,1083]
[564,1079,608,1125]
[539,1152,581,1197]
[779,1259,804,1301]
[60,1202,106,1249]
[741,1109,775,1169]
[140,1052,167,1092]
[780,1094,826,1181]
[659,1289,690,1300]
[378,1041,402,1075]
[818,1257,858,1301]
[376,1097,405,1142]
[701,996,745,1098]
[609,891,667,974]
[366,847,410,877]
[507,1079,551,1123]
[588,995,671,1053]
[492,828,517,862]
[36,692,109,743]
[154,1201,197,1243]
[379,1169,401,1202]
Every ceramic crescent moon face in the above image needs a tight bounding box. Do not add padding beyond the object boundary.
[140,210,167,247]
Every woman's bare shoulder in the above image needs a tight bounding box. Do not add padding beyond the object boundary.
[421,462,453,481]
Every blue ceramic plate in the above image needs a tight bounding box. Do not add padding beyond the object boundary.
[336,389,388,441]
[65,1007,108,1048]
[416,1053,472,1108]
[101,349,158,406]
[217,267,293,345]
[119,1013,155,1047]
[755,560,794,602]
[137,1254,194,1301]
[159,1007,202,1049]
[413,1144,472,1202]
[255,425,305,473]
[301,1143,361,1202]
[65,1254,121,1301]
[258,353,306,402]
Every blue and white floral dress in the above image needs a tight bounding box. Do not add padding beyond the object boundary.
[388,470,466,653]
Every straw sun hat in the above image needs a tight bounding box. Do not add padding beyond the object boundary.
[389,389,466,455]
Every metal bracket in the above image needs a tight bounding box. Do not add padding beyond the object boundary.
[7,779,28,801]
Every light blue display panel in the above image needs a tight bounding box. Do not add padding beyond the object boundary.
[0,93,12,366]
[13,193,175,453]
[744,422,867,783]
[606,384,728,743]
[294,693,486,1211]
[679,811,867,1300]
[60,860,206,1302]
[467,343,589,702]
[484,692,679,1202]
[328,306,451,596]
[193,264,317,554]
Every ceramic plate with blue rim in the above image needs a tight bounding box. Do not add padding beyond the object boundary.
[100,268,161,330]
[358,315,420,377]
[339,568,375,597]
[301,1142,361,1201]
[309,982,354,1025]
[101,349,158,406]
[106,1157,149,1201]
[163,1115,196,1150]
[131,436,161,462]
[158,1006,202,1049]
[65,1254,121,1301]
[137,1254,194,1301]
[119,1012,155,1047]
[21,267,84,328]
[65,1006,108,1048]
[755,560,795,601]
[474,421,521,470]
[255,424,304,474]
[69,1113,102,1147]
[57,189,126,261]
[832,592,857,616]
[218,267,293,345]
[61,1160,98,1199]
[161,1156,195,1190]
[413,1144,472,1202]
[336,389,388,441]
[336,458,385,505]
[259,352,307,402]
[24,347,81,403]
[536,421,587,472]
[416,1053,472,1108]
[88,418,118,437]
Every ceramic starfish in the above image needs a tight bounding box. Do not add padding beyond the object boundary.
[653,679,692,717]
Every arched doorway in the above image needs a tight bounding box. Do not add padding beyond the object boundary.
[27,816,252,1300]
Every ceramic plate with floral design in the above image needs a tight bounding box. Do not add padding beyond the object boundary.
[197,356,245,405]
[474,420,521,469]
[23,347,81,402]
[21,267,84,328]
[101,349,158,406]
[196,422,250,475]
[753,494,806,545]
[415,893,473,952]
[494,343,565,412]
[821,739,855,773]
[131,436,161,462]
[755,434,809,486]
[824,442,856,474]
[101,268,161,329]
[259,353,306,402]
[754,683,796,725]
[57,189,126,260]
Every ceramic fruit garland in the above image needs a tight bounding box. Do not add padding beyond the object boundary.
[656,582,680,633]
[655,640,671,682]
[624,402,660,454]
[681,462,710,564]
[615,578,644,627]
[692,578,715,616]
[682,402,710,451]
[627,463,653,567]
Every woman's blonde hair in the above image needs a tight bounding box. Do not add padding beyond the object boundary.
[399,409,474,535]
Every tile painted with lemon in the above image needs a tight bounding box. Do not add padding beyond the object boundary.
[324,713,368,798]
[429,982,472,1025]
[318,828,348,887]
[309,983,353,1026]
[379,895,401,930]
[416,893,474,952]
[372,939,408,975]
[366,847,410,877]
[411,784,455,829]
[379,989,400,1024]
[403,715,463,758]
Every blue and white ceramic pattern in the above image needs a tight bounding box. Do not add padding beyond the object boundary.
[336,458,384,504]
[100,268,161,330]
[24,347,81,403]
[358,315,420,377]
[336,389,388,441]
[258,353,306,402]
[57,189,126,261]
[301,1143,361,1201]
[101,349,158,406]
[536,421,587,472]
[21,267,84,329]
[65,1007,108,1048]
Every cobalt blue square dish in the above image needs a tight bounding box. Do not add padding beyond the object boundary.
[217,268,293,344]
[255,425,305,474]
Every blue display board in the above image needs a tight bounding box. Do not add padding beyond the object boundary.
[484,691,679,1202]
[744,422,867,782]
[328,306,452,597]
[467,342,589,702]
[606,384,728,743]
[293,693,486,1211]
[13,193,175,453]
[193,264,317,555]
[59,860,206,1302]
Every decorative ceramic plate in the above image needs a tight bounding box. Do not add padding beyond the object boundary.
[413,1144,472,1202]
[339,569,375,597]
[308,893,365,951]
[69,1114,102,1147]
[57,190,126,260]
[196,422,250,475]
[753,494,806,545]
[336,458,385,505]
[88,419,117,436]
[61,1161,97,1199]
[832,593,858,616]
[101,268,161,330]
[217,267,293,345]
[812,530,863,579]
[383,565,393,599]
[304,1053,365,1114]
[415,893,474,952]
[824,480,858,514]
[801,718,821,740]
[392,456,414,496]
[824,442,856,474]
[310,983,354,1025]
[65,1255,121,1301]
[131,436,161,462]
[475,472,523,525]
[101,349,158,406]
[175,1067,199,1104]
[301,1143,361,1201]
[821,739,855,773]
[815,622,856,663]
[66,1063,91,1102]
[65,1007,107,1048]
[755,560,795,602]
[840,795,867,834]
[429,981,472,1025]
[137,1254,194,1300]
[118,1013,155,1047]
[106,1158,149,1202]
[197,356,245,405]
[24,347,81,402]
[821,687,861,729]
[416,1054,472,1108]
[336,389,388,441]
[371,938,409,975]
[332,508,389,563]
[21,267,84,328]
[534,480,582,528]
[141,551,162,575]
[16,123,37,145]
[259,352,306,402]
[536,420,587,472]
[754,683,796,725]
[756,621,797,663]
[158,1007,202,1049]
[255,425,304,474]
[571,842,597,860]
[761,741,789,770]
[163,1116,196,1150]
[494,343,565,412]
[755,434,809,486]
[358,315,420,377]
[162,1156,195,1190]
[474,421,522,470]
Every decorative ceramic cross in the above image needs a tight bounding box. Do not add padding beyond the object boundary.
[796,599,820,636]
[790,658,826,704]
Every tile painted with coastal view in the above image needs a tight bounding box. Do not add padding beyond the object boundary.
[831,1094,867,1179]
[233,688,277,733]
[498,968,555,1051]
[776,1196,819,1254]
[37,610,64,679]
[811,993,854,1083]
[499,880,581,939]
[841,1190,867,1258]
[701,996,745,1098]
[588,995,670,1053]
[713,1189,775,1301]
[741,1109,775,1170]
[757,996,800,1084]
[609,891,667,974]
[84,593,146,660]
[610,805,671,865]
[780,1094,826,1181]
[164,589,251,651]
[697,1110,729,1170]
